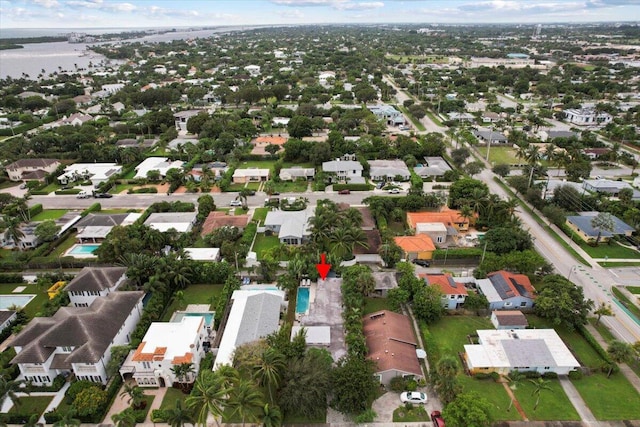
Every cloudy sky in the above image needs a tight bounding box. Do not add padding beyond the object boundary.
[1,0,639,29]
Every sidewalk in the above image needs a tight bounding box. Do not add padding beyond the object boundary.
[558,377,597,423]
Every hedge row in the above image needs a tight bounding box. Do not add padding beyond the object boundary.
[55,189,82,195]
[28,203,43,218]
[333,183,374,191]
[576,324,612,367]
[0,273,25,283]
[433,248,483,258]
[81,202,102,217]
[128,187,158,194]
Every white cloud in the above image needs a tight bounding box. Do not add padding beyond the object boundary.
[278,8,305,18]
[335,2,384,10]
[32,0,60,8]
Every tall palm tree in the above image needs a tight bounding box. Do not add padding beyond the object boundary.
[119,383,145,409]
[171,362,196,392]
[2,216,24,248]
[227,379,264,427]
[0,375,26,409]
[525,145,542,188]
[254,349,286,402]
[260,403,283,427]
[594,302,614,325]
[186,371,229,427]
[164,399,195,427]
[505,371,525,412]
[52,411,81,427]
[529,377,552,411]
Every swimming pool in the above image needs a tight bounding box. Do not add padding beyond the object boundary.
[171,312,214,326]
[68,244,100,255]
[296,287,310,314]
[0,294,36,310]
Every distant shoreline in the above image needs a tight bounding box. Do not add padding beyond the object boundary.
[0,36,67,50]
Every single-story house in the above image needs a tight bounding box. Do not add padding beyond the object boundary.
[491,310,529,330]
[5,159,60,182]
[363,310,423,385]
[144,212,197,233]
[134,157,185,179]
[583,148,611,160]
[168,137,199,152]
[447,112,475,122]
[563,108,613,126]
[250,135,287,156]
[75,213,140,243]
[371,272,398,298]
[279,167,315,181]
[473,129,508,144]
[419,273,468,309]
[565,212,635,244]
[368,159,411,181]
[174,110,202,132]
[353,229,383,265]
[45,113,93,129]
[264,209,311,245]
[115,138,158,149]
[58,163,122,187]
[66,266,128,308]
[482,112,501,123]
[407,208,471,233]
[414,157,452,178]
[121,316,209,387]
[393,234,436,261]
[213,289,285,370]
[583,179,640,200]
[232,168,270,183]
[291,325,331,348]
[11,291,144,386]
[464,329,580,375]
[477,270,537,310]
[201,211,250,236]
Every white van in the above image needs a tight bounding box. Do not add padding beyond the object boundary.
[76,190,90,199]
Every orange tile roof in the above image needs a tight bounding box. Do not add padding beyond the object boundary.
[201,211,250,236]
[393,234,436,253]
[172,352,194,365]
[363,310,422,378]
[418,273,468,296]
[132,342,168,362]
[252,135,288,146]
[406,208,469,229]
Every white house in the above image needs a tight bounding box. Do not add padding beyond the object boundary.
[144,212,197,233]
[563,108,613,126]
[11,291,144,386]
[134,157,185,179]
[66,266,128,307]
[279,167,315,181]
[322,154,364,183]
[183,248,221,262]
[244,65,261,77]
[122,316,209,388]
[58,163,122,187]
[368,159,411,181]
[174,110,202,132]
[464,329,580,375]
[264,209,312,245]
[213,289,285,370]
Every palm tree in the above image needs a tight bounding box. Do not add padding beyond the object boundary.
[590,212,615,245]
[22,413,41,427]
[594,302,614,325]
[186,371,229,427]
[52,411,81,427]
[505,371,525,412]
[171,362,196,392]
[433,356,461,405]
[2,216,24,248]
[164,399,195,427]
[227,379,264,427]
[607,340,634,378]
[236,188,254,210]
[0,375,26,409]
[529,377,552,411]
[119,383,145,409]
[260,403,283,427]
[254,348,286,402]
[525,145,542,188]
[459,204,474,227]
[111,408,137,427]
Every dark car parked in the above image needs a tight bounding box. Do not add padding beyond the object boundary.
[412,259,430,267]
[93,192,113,198]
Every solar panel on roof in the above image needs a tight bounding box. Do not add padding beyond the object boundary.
[511,279,531,297]
[447,276,457,289]
[489,274,512,299]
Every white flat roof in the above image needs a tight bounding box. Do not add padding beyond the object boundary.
[416,222,448,232]
[184,248,220,261]
[148,223,192,233]
[291,326,331,345]
[140,316,204,362]
[476,278,502,303]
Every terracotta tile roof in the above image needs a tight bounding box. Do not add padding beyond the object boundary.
[419,273,468,296]
[363,310,422,378]
[252,135,288,146]
[393,234,435,253]
[201,211,250,236]
[406,208,470,229]
[487,270,536,300]
[172,352,194,364]
[132,342,167,362]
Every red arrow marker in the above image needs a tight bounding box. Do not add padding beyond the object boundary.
[315,253,331,280]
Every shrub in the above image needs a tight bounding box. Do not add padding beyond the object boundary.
[406,379,418,391]
[128,187,158,194]
[151,409,167,422]
[0,274,25,283]
[81,202,102,217]
[542,372,558,379]
[354,409,377,423]
[568,370,583,380]
[65,380,99,404]
[490,371,501,382]
[332,183,374,191]
[473,372,491,380]
[28,203,43,218]
[55,189,82,195]
[390,376,406,392]
[524,371,541,379]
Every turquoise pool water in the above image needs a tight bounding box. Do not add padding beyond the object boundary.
[172,312,214,326]
[69,244,100,255]
[296,287,310,314]
[0,294,35,310]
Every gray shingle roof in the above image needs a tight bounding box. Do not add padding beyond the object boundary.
[235,293,282,346]
[566,214,635,238]
[65,266,127,293]
[12,291,143,364]
[76,213,129,228]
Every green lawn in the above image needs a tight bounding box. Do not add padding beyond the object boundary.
[101,208,141,214]
[38,182,63,194]
[0,282,49,319]
[364,297,391,315]
[8,395,53,415]
[160,284,223,321]
[612,287,640,321]
[575,240,640,260]
[110,183,138,194]
[31,209,69,221]
[626,286,640,294]
[512,379,579,421]
[272,180,309,193]
[49,233,79,258]
[237,160,276,169]
[121,169,137,179]
[393,404,429,421]
[253,234,281,260]
[425,315,493,358]
[527,315,605,369]
[600,261,640,267]
[572,372,640,420]
[477,146,520,165]
[159,387,188,410]
[252,207,269,223]
[458,376,520,421]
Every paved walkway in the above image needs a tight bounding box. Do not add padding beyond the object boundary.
[559,377,597,422]
[102,382,168,424]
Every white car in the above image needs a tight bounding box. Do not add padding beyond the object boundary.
[400,391,427,404]
[229,200,242,207]
[388,188,401,194]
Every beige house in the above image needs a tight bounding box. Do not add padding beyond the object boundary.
[232,168,270,183]
[5,159,60,182]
